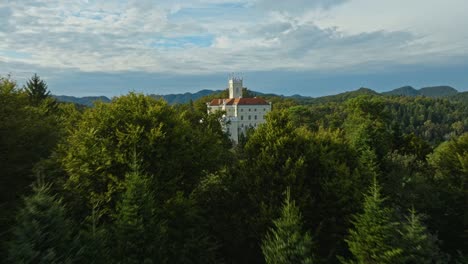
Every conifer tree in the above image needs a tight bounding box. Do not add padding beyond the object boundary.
[75,202,111,264]
[8,183,75,264]
[261,189,314,264]
[342,178,402,264]
[114,152,162,263]
[400,208,443,263]
[24,73,50,105]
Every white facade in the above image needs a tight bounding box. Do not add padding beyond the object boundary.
[207,78,272,143]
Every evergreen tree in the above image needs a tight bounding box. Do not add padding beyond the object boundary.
[261,189,314,264]
[114,152,162,263]
[342,178,402,264]
[399,208,443,263]
[75,202,111,264]
[8,183,75,264]
[0,75,62,259]
[455,251,468,264]
[24,73,50,105]
[428,133,468,255]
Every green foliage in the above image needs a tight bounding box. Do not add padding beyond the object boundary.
[8,184,75,264]
[2,73,468,263]
[345,96,392,159]
[427,133,468,254]
[159,192,219,264]
[262,189,314,264]
[0,76,62,259]
[59,93,228,222]
[343,178,403,264]
[216,111,364,262]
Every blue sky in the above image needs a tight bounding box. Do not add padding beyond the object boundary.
[1,0,467,97]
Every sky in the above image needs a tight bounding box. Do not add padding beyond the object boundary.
[1,0,468,97]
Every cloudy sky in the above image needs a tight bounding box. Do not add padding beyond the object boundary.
[1,0,468,96]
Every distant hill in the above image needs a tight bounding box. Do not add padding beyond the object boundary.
[383,85,458,97]
[419,86,458,97]
[53,95,111,106]
[449,91,468,104]
[304,87,380,104]
[149,89,222,104]
[53,85,466,107]
[382,86,419,96]
[53,90,221,106]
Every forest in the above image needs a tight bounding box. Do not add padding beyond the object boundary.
[0,74,467,264]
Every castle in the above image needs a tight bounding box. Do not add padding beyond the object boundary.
[207,77,271,143]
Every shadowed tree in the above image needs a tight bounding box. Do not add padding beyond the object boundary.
[341,178,403,264]
[0,76,61,259]
[8,183,75,264]
[399,208,444,263]
[113,151,162,264]
[262,189,314,264]
[427,133,468,256]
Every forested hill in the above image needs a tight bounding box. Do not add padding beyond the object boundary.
[53,85,466,106]
[382,85,458,97]
[2,74,468,263]
[149,89,223,104]
[53,95,111,106]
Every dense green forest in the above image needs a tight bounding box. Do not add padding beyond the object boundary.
[1,74,467,263]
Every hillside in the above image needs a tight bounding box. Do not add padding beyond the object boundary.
[53,95,111,106]
[383,85,458,97]
[302,87,379,105]
[382,86,419,96]
[149,89,222,104]
[419,86,458,97]
[53,85,467,106]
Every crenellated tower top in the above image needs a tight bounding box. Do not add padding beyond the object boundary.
[228,75,243,99]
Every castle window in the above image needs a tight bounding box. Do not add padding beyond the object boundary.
[249,108,251,111]
[248,115,251,120]
[255,115,257,120]
[254,108,257,111]
[241,109,243,112]
[241,116,243,120]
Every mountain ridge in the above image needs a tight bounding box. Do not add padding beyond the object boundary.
[53,85,464,106]
[382,85,458,97]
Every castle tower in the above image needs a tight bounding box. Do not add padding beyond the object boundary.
[228,77,243,99]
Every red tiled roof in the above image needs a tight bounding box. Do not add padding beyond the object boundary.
[208,97,269,106]
[208,99,224,106]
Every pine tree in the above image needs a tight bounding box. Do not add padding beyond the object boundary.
[8,183,75,264]
[400,208,443,263]
[342,178,403,264]
[24,73,50,105]
[261,189,314,264]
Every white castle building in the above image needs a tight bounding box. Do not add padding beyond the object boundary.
[207,77,271,143]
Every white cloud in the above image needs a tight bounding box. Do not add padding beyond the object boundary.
[1,0,467,77]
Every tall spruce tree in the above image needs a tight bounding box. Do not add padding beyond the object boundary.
[114,152,162,263]
[8,183,75,264]
[24,73,50,105]
[399,208,444,263]
[261,189,314,264]
[342,178,403,264]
